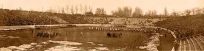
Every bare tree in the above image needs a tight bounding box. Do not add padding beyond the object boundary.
[61,8,65,14]
[46,8,56,13]
[75,6,79,14]
[112,7,132,17]
[164,7,168,16]
[123,7,132,17]
[112,8,122,17]
[171,11,179,16]
[88,6,93,12]
[70,6,75,14]
[145,10,157,17]
[16,7,22,10]
[65,6,70,14]
[184,9,191,16]
[79,4,83,14]
[191,8,196,15]
[95,8,106,16]
[132,7,143,17]
[85,12,93,16]
[194,8,203,15]
[84,5,88,14]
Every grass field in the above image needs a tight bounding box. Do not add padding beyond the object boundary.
[0,26,155,51]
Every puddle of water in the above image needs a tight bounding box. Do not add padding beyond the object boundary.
[139,33,160,51]
[44,45,81,51]
[87,42,96,45]
[0,48,12,51]
[95,47,109,50]
[0,35,20,38]
[0,43,38,51]
[48,40,82,45]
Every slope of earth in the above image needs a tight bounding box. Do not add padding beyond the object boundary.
[155,15,204,51]
[0,9,59,26]
[155,15,204,38]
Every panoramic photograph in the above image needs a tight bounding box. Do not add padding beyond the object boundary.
[0,0,204,51]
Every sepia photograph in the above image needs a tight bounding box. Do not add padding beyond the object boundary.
[0,0,204,51]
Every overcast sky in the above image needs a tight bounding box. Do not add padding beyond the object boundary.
[1,0,204,14]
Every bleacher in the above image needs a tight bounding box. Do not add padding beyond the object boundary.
[177,35,204,51]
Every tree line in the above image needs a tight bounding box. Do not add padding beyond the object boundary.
[2,5,204,18]
[45,5,204,17]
